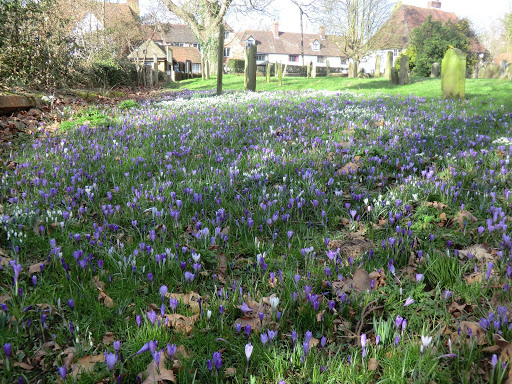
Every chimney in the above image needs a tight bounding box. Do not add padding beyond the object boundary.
[427,1,441,8]
[318,25,326,40]
[273,22,279,38]
[127,0,140,16]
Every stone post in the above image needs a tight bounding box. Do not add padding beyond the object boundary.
[384,51,393,80]
[326,60,330,77]
[278,61,283,86]
[430,62,440,78]
[244,44,257,91]
[312,61,316,78]
[501,60,508,77]
[375,55,381,78]
[153,54,158,86]
[266,61,271,83]
[306,62,311,78]
[166,46,174,83]
[348,60,354,78]
[217,24,225,96]
[441,48,466,99]
[391,68,399,84]
[399,55,409,85]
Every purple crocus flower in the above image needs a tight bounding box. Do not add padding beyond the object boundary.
[167,344,177,360]
[291,330,297,347]
[136,314,142,328]
[159,285,168,299]
[3,343,12,358]
[404,297,414,306]
[58,366,67,380]
[260,333,268,345]
[240,302,252,314]
[302,341,310,358]
[244,323,251,338]
[105,351,117,371]
[67,299,74,309]
[212,351,222,371]
[147,310,157,325]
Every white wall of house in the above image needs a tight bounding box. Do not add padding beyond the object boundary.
[360,49,403,74]
[249,53,347,68]
[73,12,103,36]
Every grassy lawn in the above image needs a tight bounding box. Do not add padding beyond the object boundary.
[172,74,512,111]
[1,84,512,383]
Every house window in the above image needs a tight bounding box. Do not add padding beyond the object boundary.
[224,31,229,40]
[312,40,320,51]
[223,47,231,57]
[317,56,326,63]
[256,54,266,61]
[289,55,299,62]
[393,49,399,57]
[192,63,201,73]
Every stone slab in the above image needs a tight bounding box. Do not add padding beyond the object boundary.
[0,95,36,115]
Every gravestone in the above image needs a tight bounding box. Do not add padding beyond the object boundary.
[485,63,500,79]
[441,48,466,99]
[471,64,478,79]
[384,51,393,80]
[399,55,409,85]
[391,68,399,84]
[503,64,512,80]
[430,62,440,78]
[478,64,486,79]
[348,61,355,78]
[501,60,508,76]
[375,55,381,78]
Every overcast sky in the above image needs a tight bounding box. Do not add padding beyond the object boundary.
[140,0,512,35]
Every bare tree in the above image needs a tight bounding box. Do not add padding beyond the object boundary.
[313,0,393,66]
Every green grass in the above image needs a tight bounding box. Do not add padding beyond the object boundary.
[169,75,512,111]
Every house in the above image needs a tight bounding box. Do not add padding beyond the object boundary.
[360,1,487,74]
[127,40,202,79]
[225,23,347,70]
[70,0,140,38]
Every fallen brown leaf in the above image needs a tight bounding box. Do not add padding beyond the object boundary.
[368,357,379,371]
[164,313,199,335]
[165,292,201,313]
[225,367,236,376]
[352,268,372,292]
[97,288,114,308]
[338,162,360,175]
[28,261,46,274]
[14,361,34,370]
[139,358,176,384]
[460,321,487,345]
[425,201,447,210]
[70,354,105,379]
[455,210,477,230]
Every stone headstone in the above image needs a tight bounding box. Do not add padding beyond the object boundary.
[348,60,356,78]
[431,62,440,78]
[375,55,381,78]
[0,95,36,115]
[441,48,466,99]
[471,64,478,79]
[503,64,512,80]
[485,63,500,79]
[384,51,393,80]
[399,55,409,85]
[478,64,486,79]
[391,68,399,84]
[501,60,508,76]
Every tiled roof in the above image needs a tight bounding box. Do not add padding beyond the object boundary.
[65,1,138,29]
[160,24,198,44]
[235,30,344,56]
[371,4,485,53]
[171,46,202,63]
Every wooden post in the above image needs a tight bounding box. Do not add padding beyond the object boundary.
[266,61,270,83]
[201,57,205,80]
[312,61,316,78]
[244,48,249,89]
[153,54,158,86]
[278,61,282,86]
[217,24,225,96]
[306,61,311,78]
[244,44,257,91]
[205,59,210,79]
[326,60,330,77]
